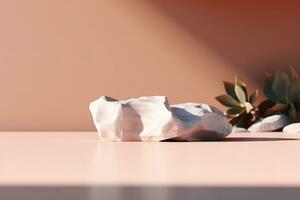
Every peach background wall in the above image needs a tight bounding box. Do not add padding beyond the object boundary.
[0,0,299,131]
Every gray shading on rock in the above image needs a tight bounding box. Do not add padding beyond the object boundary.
[89,96,232,141]
[248,114,290,132]
[170,103,232,141]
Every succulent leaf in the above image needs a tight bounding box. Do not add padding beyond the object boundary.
[295,95,300,111]
[265,103,289,116]
[296,112,300,122]
[234,75,248,99]
[234,112,253,128]
[249,89,258,104]
[229,116,239,125]
[217,76,259,128]
[234,75,247,88]
[258,99,275,116]
[288,79,300,102]
[226,107,245,117]
[289,65,299,81]
[289,103,296,120]
[272,70,290,103]
[263,73,279,102]
[244,102,253,113]
[223,81,238,100]
[215,94,241,107]
[234,84,246,103]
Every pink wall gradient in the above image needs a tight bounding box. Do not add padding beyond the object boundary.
[0,0,299,131]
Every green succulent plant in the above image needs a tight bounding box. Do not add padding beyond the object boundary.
[260,66,300,121]
[215,76,259,128]
[216,66,300,129]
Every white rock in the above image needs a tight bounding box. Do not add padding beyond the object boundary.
[248,114,290,132]
[89,96,179,141]
[232,126,249,133]
[170,103,232,141]
[89,96,232,141]
[283,123,300,133]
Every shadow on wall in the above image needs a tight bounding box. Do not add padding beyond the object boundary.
[0,1,299,130]
[147,0,300,82]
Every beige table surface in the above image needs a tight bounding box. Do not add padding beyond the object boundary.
[0,132,300,200]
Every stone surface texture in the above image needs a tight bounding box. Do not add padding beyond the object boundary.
[232,126,249,133]
[248,114,290,132]
[283,123,300,133]
[89,96,232,141]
